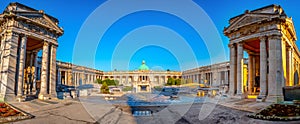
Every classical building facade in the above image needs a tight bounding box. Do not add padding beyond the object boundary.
[55,61,103,87]
[0,3,103,101]
[183,5,300,102]
[183,62,230,86]
[224,5,300,102]
[103,61,182,92]
[0,3,63,101]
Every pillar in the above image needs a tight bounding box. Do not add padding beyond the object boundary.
[74,73,77,86]
[282,41,287,86]
[32,51,38,92]
[248,54,253,94]
[225,71,228,84]
[267,35,284,102]
[17,34,27,97]
[38,41,49,100]
[217,71,221,86]
[49,44,57,97]
[120,76,122,85]
[64,71,67,85]
[287,46,293,86]
[28,51,35,94]
[0,32,19,101]
[229,44,237,95]
[58,69,61,85]
[236,43,244,95]
[86,74,89,84]
[258,37,267,99]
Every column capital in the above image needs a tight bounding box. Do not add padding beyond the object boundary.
[228,43,236,48]
[19,33,27,38]
[43,40,49,46]
[237,42,244,47]
[259,36,267,42]
[268,35,282,41]
[287,46,293,52]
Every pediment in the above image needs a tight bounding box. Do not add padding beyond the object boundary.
[224,13,272,34]
[21,14,63,33]
[4,2,63,35]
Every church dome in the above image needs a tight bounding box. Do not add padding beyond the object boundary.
[138,60,149,71]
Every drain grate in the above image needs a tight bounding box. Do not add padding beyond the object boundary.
[133,111,152,116]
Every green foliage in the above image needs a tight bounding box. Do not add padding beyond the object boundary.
[101,82,109,94]
[122,86,133,91]
[95,78,119,86]
[166,78,182,86]
[95,78,102,84]
[175,79,181,85]
[166,78,174,86]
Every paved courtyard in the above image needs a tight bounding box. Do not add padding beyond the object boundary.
[7,96,300,124]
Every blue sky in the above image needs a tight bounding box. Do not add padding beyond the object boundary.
[1,0,300,71]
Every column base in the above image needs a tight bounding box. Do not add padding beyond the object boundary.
[230,94,246,99]
[228,91,235,97]
[1,93,17,102]
[266,95,284,103]
[38,94,50,100]
[256,95,266,102]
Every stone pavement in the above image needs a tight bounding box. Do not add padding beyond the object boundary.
[9,97,136,124]
[7,96,300,124]
[218,97,273,113]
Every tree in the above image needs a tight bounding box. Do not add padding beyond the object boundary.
[95,79,102,84]
[175,79,181,86]
[101,82,109,94]
[101,79,119,86]
[166,78,175,86]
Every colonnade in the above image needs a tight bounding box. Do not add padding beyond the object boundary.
[57,69,102,87]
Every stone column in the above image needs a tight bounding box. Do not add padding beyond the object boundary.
[248,54,253,94]
[92,74,95,83]
[267,35,284,102]
[0,32,19,101]
[208,72,213,86]
[39,41,49,100]
[32,51,38,92]
[86,74,89,84]
[49,44,57,97]
[198,74,201,83]
[282,41,287,86]
[218,71,221,86]
[258,37,267,99]
[63,70,68,85]
[229,44,237,95]
[120,76,122,85]
[58,70,61,85]
[165,76,168,83]
[68,71,72,85]
[74,73,77,86]
[236,43,244,96]
[225,71,228,84]
[17,34,27,97]
[287,46,293,86]
[78,73,80,86]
